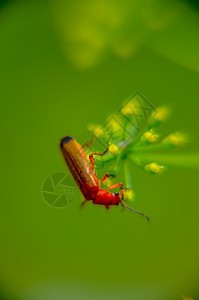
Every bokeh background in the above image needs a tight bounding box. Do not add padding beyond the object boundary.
[1,0,199,299]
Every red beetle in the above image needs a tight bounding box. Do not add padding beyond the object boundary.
[60,136,149,220]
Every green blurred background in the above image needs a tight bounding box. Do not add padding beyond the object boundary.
[1,0,199,299]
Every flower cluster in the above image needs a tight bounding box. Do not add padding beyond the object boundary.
[87,104,188,202]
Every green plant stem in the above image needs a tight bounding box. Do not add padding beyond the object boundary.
[123,159,133,188]
[140,152,199,170]
[110,152,124,176]
[131,143,172,153]
[128,154,146,170]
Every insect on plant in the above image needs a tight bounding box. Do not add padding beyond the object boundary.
[60,136,149,220]
[60,96,190,222]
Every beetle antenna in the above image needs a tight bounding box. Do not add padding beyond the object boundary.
[120,199,149,221]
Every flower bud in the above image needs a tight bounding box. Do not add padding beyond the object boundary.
[108,143,120,155]
[145,162,164,174]
[123,189,134,201]
[162,132,187,147]
[152,106,170,122]
[143,129,158,143]
[103,177,113,188]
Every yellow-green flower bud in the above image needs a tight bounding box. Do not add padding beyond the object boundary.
[152,106,170,122]
[121,99,139,116]
[145,162,164,174]
[123,189,134,201]
[143,129,158,143]
[103,177,113,188]
[163,132,187,147]
[87,124,103,137]
[108,143,120,155]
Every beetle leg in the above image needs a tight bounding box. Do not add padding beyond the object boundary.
[104,182,123,191]
[82,136,95,149]
[80,199,88,208]
[100,173,109,183]
[89,148,108,167]
[100,173,115,183]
